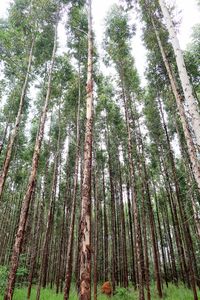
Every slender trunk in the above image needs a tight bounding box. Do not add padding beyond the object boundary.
[36,110,61,300]
[121,83,144,299]
[0,37,35,200]
[64,63,81,300]
[27,193,43,299]
[153,186,169,286]
[161,199,177,282]
[107,138,117,292]
[79,0,93,298]
[102,167,109,282]
[159,0,200,150]
[151,17,200,192]
[93,170,99,300]
[3,22,57,300]
[158,98,199,295]
[118,154,128,288]
[139,165,151,300]
[139,136,162,298]
[126,181,136,288]
[160,154,188,284]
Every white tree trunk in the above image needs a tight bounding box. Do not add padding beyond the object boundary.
[159,0,200,150]
[151,17,200,192]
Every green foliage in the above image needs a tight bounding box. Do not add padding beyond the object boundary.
[114,287,133,299]
[0,263,28,296]
[185,24,200,97]
[0,266,8,295]
[66,4,88,64]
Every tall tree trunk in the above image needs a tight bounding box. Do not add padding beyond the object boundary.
[36,107,61,300]
[107,135,117,292]
[153,185,171,286]
[151,17,200,192]
[158,97,199,297]
[117,153,128,288]
[0,37,35,200]
[93,169,99,300]
[64,63,81,300]
[79,0,93,298]
[138,127,162,298]
[102,167,109,282]
[160,154,188,285]
[3,22,57,300]
[121,81,144,300]
[139,166,151,300]
[158,0,200,150]
[126,181,136,288]
[27,189,44,299]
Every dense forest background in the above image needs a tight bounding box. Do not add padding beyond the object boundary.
[0,0,200,299]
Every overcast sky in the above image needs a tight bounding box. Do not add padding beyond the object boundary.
[0,0,199,83]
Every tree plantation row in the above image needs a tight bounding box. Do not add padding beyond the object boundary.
[0,0,200,300]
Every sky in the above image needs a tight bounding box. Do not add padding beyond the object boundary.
[0,0,199,84]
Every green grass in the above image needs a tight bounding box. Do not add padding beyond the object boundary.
[0,283,200,299]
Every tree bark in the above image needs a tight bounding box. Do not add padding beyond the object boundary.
[79,0,93,298]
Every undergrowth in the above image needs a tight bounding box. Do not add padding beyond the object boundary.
[0,283,200,299]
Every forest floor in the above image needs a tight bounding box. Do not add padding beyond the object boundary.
[0,284,200,300]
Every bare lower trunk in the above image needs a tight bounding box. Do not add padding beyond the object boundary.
[3,23,57,300]
[122,85,144,299]
[102,168,108,282]
[107,141,117,292]
[36,151,59,300]
[93,171,99,300]
[126,182,136,288]
[118,155,128,288]
[79,1,93,299]
[158,97,199,296]
[0,37,35,200]
[137,123,162,298]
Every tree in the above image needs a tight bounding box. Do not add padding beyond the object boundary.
[3,8,59,298]
[78,0,94,299]
[159,0,200,151]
